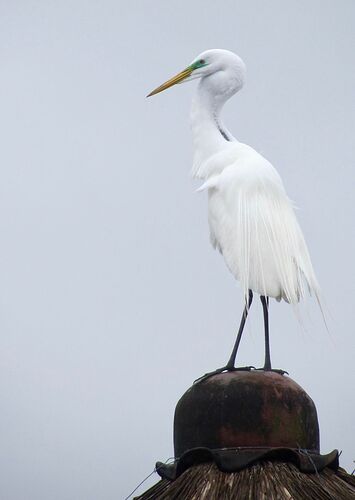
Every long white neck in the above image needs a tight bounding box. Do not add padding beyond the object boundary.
[190,81,236,178]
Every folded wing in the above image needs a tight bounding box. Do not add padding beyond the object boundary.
[199,147,320,304]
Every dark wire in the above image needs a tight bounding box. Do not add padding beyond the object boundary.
[297,444,320,480]
[124,457,175,500]
[123,468,156,500]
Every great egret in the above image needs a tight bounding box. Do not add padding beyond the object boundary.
[147,49,321,380]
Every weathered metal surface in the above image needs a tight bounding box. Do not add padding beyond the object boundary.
[156,447,339,481]
[174,371,320,457]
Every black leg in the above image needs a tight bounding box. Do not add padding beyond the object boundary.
[226,289,253,368]
[260,295,271,370]
[258,296,288,376]
[194,290,254,384]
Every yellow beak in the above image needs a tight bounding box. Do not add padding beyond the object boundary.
[147,66,193,97]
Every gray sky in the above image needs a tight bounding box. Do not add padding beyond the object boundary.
[0,1,354,499]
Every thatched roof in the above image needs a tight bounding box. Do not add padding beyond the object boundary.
[135,461,355,500]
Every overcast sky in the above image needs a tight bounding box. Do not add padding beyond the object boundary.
[0,1,354,499]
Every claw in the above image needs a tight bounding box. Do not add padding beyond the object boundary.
[271,368,289,376]
[255,367,289,376]
[194,365,255,384]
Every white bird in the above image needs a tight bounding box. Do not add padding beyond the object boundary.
[148,49,321,380]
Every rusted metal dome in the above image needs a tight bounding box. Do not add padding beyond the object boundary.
[134,370,348,499]
[174,370,319,456]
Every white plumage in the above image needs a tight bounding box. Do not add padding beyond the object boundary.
[196,142,319,304]
[148,48,321,375]
[186,49,320,305]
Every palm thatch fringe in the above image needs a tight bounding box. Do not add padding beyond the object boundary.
[135,461,355,500]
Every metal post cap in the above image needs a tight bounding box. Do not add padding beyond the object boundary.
[174,370,320,457]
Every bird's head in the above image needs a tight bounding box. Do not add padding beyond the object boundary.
[147,49,246,99]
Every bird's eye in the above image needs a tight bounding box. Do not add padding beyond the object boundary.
[199,59,205,65]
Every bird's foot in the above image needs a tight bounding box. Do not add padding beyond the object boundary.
[255,367,289,376]
[194,365,255,384]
